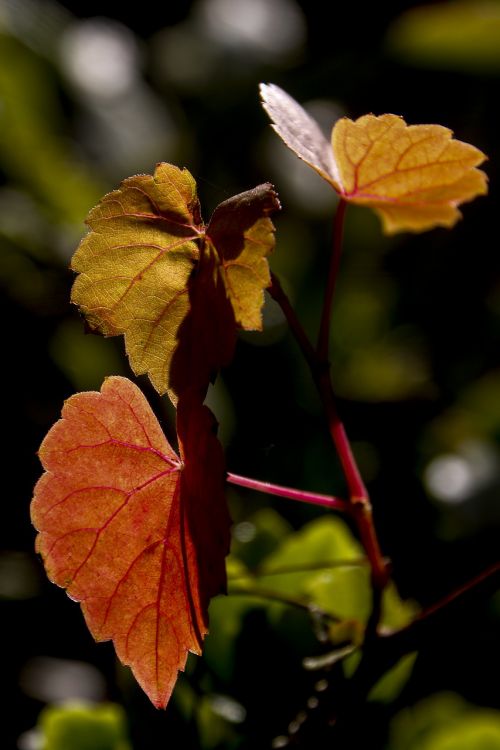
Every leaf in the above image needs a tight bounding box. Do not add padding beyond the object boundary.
[387,1,500,74]
[38,702,131,750]
[261,83,487,233]
[259,83,341,191]
[206,183,281,330]
[332,114,487,233]
[31,376,231,709]
[71,162,279,398]
[257,516,417,628]
[71,164,201,397]
[170,183,280,401]
[168,249,237,404]
[368,652,418,704]
[389,693,500,750]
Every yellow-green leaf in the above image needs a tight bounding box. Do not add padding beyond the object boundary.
[71,163,200,395]
[207,184,280,329]
[71,162,279,398]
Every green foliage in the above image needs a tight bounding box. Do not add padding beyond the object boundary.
[230,514,416,630]
[389,693,500,750]
[0,34,101,223]
[387,1,500,73]
[38,703,131,750]
[207,513,417,703]
[368,652,418,704]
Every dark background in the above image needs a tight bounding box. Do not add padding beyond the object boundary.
[2,0,500,747]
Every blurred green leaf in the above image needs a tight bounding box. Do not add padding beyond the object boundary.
[390,692,500,750]
[196,696,229,750]
[330,278,430,401]
[259,516,416,629]
[49,319,126,391]
[368,652,418,704]
[38,702,131,750]
[205,594,265,683]
[424,370,500,455]
[0,33,102,225]
[387,1,500,73]
[196,695,243,750]
[215,515,417,695]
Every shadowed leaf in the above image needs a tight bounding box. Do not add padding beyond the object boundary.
[168,251,237,404]
[206,183,281,329]
[31,376,230,708]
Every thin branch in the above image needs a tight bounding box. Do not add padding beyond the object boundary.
[382,560,500,651]
[268,272,369,502]
[268,267,389,590]
[226,472,349,513]
[315,368,368,502]
[227,557,370,582]
[269,273,317,370]
[227,584,339,621]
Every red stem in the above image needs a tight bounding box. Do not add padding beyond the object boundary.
[408,560,500,630]
[317,368,387,589]
[316,367,367,500]
[226,472,349,513]
[269,207,389,590]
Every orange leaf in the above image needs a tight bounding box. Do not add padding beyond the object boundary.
[71,163,279,398]
[31,376,230,708]
[260,83,487,233]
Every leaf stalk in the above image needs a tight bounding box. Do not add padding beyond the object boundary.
[226,472,349,512]
[268,206,389,591]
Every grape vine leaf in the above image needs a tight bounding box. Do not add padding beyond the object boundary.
[71,163,279,399]
[31,376,230,709]
[260,83,487,233]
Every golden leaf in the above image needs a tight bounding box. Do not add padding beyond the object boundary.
[260,83,487,233]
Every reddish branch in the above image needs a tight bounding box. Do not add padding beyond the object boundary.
[269,269,389,590]
[226,473,349,512]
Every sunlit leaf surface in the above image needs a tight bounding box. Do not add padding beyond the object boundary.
[71,163,279,398]
[261,83,487,233]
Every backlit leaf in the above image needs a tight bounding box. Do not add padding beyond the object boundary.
[251,516,416,628]
[261,83,487,233]
[71,163,279,398]
[31,376,230,708]
[259,83,341,189]
[71,164,200,396]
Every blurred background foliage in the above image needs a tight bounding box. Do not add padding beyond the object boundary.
[2,0,500,747]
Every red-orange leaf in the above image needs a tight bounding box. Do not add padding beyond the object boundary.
[31,376,230,708]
